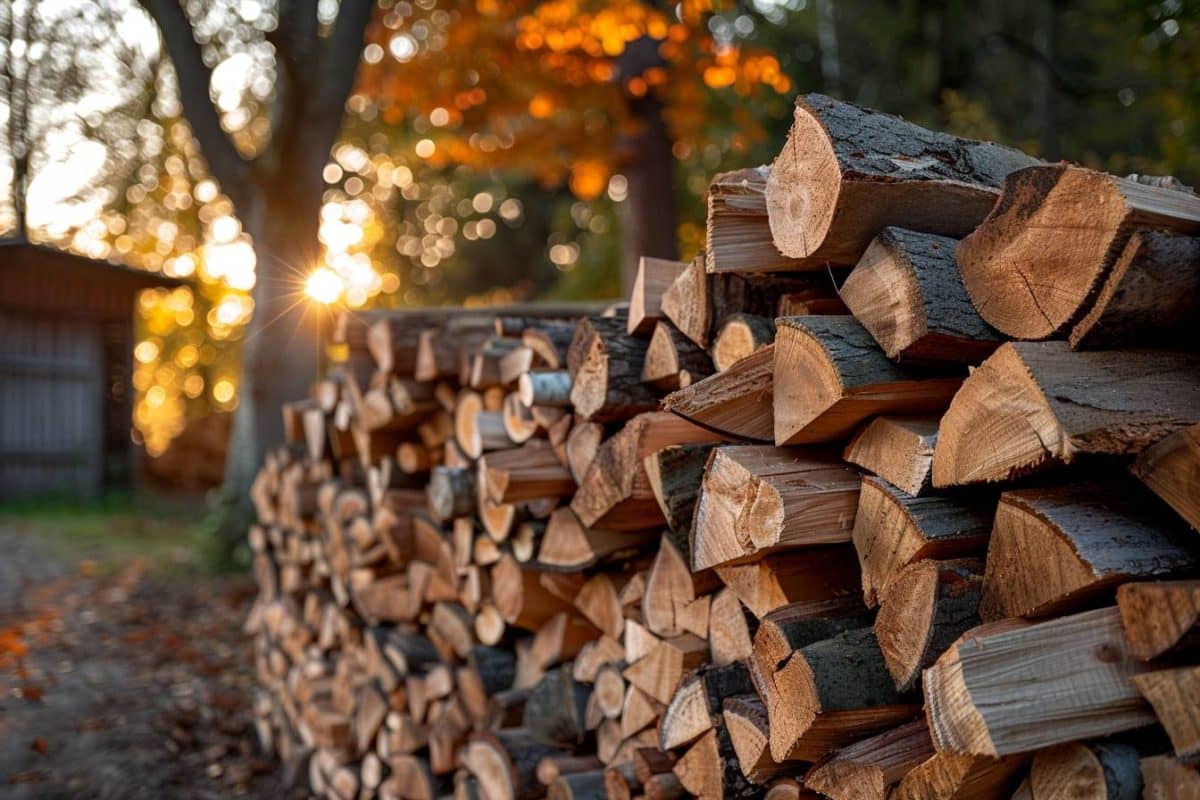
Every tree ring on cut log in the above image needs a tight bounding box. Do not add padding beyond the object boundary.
[766,106,841,260]
[773,322,845,443]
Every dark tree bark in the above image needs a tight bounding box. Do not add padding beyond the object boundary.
[138,0,373,547]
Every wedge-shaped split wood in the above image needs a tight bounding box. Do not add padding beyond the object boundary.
[1133,423,1200,531]
[1071,229,1200,348]
[840,227,1000,364]
[567,317,658,422]
[644,444,718,539]
[570,412,725,531]
[890,751,1031,800]
[712,313,775,372]
[480,441,576,504]
[803,718,935,800]
[714,545,861,619]
[623,633,708,706]
[876,559,983,693]
[723,694,794,784]
[641,320,713,390]
[765,93,1039,266]
[673,727,761,800]
[765,626,920,762]
[852,475,993,607]
[659,661,754,751]
[958,164,1200,339]
[462,729,564,800]
[537,508,654,572]
[1117,579,1200,660]
[1140,755,1200,799]
[1028,741,1143,800]
[662,345,775,442]
[1132,665,1200,763]
[924,607,1155,757]
[773,316,962,445]
[691,446,861,571]
[628,256,688,336]
[844,415,939,497]
[932,342,1200,487]
[706,166,810,274]
[979,482,1199,621]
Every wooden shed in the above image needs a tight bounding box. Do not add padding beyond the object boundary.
[0,240,182,500]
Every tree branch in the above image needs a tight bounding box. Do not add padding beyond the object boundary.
[137,0,252,208]
[305,0,373,158]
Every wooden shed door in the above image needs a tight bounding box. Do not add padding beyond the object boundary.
[0,312,105,500]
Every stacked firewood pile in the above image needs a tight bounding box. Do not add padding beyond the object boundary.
[246,94,1200,800]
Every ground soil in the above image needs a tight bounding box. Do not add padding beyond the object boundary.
[0,521,298,799]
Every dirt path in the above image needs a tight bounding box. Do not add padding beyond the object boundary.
[0,522,296,799]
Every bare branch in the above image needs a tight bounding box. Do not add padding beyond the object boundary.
[136,0,251,208]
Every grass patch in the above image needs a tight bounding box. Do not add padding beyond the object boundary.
[0,491,225,575]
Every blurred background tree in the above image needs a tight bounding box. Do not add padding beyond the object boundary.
[1,0,1197,548]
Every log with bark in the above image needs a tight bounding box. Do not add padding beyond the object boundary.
[1133,423,1200,531]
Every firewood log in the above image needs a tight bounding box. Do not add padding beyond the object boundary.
[547,771,607,800]
[838,227,1000,364]
[843,415,938,497]
[803,718,934,800]
[523,666,590,747]
[673,726,763,799]
[764,626,920,762]
[480,441,576,504]
[765,93,1038,266]
[924,607,1155,757]
[660,255,712,349]
[958,164,1200,339]
[749,599,874,697]
[491,554,574,632]
[875,559,983,692]
[620,685,663,740]
[1117,579,1200,660]
[567,317,658,422]
[773,316,962,445]
[629,256,688,336]
[659,661,754,750]
[1133,423,1200,531]
[518,370,572,408]
[979,482,1199,621]
[722,694,792,783]
[933,343,1200,487]
[714,546,860,619]
[707,587,754,666]
[706,166,808,275]
[1140,755,1200,799]
[572,412,725,531]
[462,729,564,800]
[623,633,708,705]
[890,751,1030,800]
[642,536,719,638]
[642,320,714,390]
[564,421,603,485]
[1027,741,1143,800]
[428,466,477,522]
[662,345,775,442]
[1131,665,1200,762]
[691,446,861,571]
[711,313,775,372]
[537,508,654,572]
[1071,229,1200,348]
[537,755,604,787]
[644,444,717,540]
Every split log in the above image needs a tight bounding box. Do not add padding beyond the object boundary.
[1140,755,1200,799]
[547,771,607,800]
[1133,424,1200,531]
[1071,229,1200,348]
[924,607,1155,757]
[764,626,920,762]
[1117,580,1200,660]
[714,546,860,619]
[706,587,754,665]
[662,345,775,442]
[659,662,755,750]
[691,446,861,571]
[462,729,563,800]
[843,416,939,497]
[773,315,962,445]
[427,466,477,522]
[838,227,999,364]
[706,166,810,274]
[567,317,658,423]
[723,694,792,784]
[537,508,655,572]
[1131,665,1200,762]
[491,555,573,631]
[629,256,688,336]
[641,320,714,390]
[750,598,875,692]
[481,442,576,504]
[660,255,713,349]
[1028,741,1143,800]
[564,422,603,485]
[765,92,1038,266]
[891,752,1030,800]
[803,718,934,800]
[570,412,725,531]
[932,342,1200,487]
[645,444,717,539]
[523,666,590,747]
[673,727,761,800]
[623,633,709,705]
[620,685,663,740]
[712,314,775,372]
[875,559,983,692]
[979,482,1199,621]
[958,164,1200,339]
